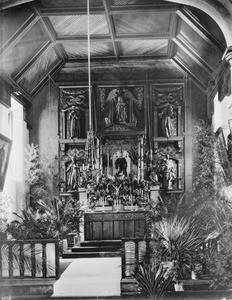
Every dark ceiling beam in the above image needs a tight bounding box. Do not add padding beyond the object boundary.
[56,35,111,42]
[173,36,214,77]
[109,4,178,14]
[0,0,34,10]
[172,55,207,94]
[14,41,53,82]
[167,12,178,58]
[102,0,118,59]
[0,12,39,57]
[0,71,33,104]
[63,57,171,69]
[56,33,171,42]
[176,7,225,53]
[39,4,178,16]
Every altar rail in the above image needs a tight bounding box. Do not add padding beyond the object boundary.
[0,239,60,279]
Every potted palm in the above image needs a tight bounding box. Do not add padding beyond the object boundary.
[153,215,203,284]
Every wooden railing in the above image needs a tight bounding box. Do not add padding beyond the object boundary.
[0,239,60,279]
[121,237,156,279]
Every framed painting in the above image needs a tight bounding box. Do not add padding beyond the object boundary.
[0,133,12,191]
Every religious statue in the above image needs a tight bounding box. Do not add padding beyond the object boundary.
[115,91,127,123]
[115,156,127,176]
[66,154,80,190]
[68,105,81,138]
[159,104,175,137]
[104,88,143,127]
[162,155,176,189]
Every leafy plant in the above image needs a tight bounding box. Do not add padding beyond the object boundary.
[6,197,84,240]
[135,261,175,299]
[206,230,232,290]
[6,207,55,239]
[191,120,232,233]
[25,144,51,209]
[154,215,203,279]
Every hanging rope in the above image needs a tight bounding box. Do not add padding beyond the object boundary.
[87,0,92,132]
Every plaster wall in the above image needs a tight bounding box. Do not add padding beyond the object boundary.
[30,82,59,197]
[0,100,29,220]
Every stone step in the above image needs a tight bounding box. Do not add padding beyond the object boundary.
[72,245,121,252]
[0,279,55,298]
[62,251,121,258]
[80,240,121,247]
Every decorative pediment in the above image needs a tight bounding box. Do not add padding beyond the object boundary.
[99,123,142,135]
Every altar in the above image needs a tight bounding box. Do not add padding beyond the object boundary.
[58,84,185,242]
[84,210,148,240]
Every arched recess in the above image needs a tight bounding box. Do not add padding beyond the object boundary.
[164,0,232,46]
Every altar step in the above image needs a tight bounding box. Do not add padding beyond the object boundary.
[62,240,122,258]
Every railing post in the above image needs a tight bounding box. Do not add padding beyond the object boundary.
[134,239,138,274]
[19,242,25,278]
[8,243,13,278]
[31,242,36,278]
[55,240,60,279]
[121,238,126,279]
[42,243,47,278]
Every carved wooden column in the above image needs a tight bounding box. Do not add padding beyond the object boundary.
[177,107,181,136]
[154,108,158,137]
[141,136,144,180]
[138,137,141,180]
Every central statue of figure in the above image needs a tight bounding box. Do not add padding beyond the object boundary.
[115,91,127,123]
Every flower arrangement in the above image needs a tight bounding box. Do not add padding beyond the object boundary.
[86,173,151,210]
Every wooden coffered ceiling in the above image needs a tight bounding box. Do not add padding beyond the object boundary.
[0,0,227,104]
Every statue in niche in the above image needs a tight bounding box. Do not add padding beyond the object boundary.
[161,155,176,189]
[115,91,127,123]
[104,88,142,127]
[66,154,80,190]
[159,104,175,137]
[63,94,86,139]
[64,105,81,138]
[115,157,128,177]
[69,106,81,138]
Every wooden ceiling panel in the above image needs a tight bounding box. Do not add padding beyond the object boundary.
[38,0,103,8]
[113,12,171,35]
[49,14,109,36]
[179,19,223,71]
[118,39,168,56]
[187,7,226,48]
[62,41,115,59]
[1,23,49,76]
[110,0,172,6]
[17,46,60,93]
[0,5,33,48]
[176,46,210,87]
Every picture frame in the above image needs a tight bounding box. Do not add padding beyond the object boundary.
[0,133,12,191]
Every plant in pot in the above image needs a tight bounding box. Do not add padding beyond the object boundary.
[123,238,176,299]
[153,215,203,282]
